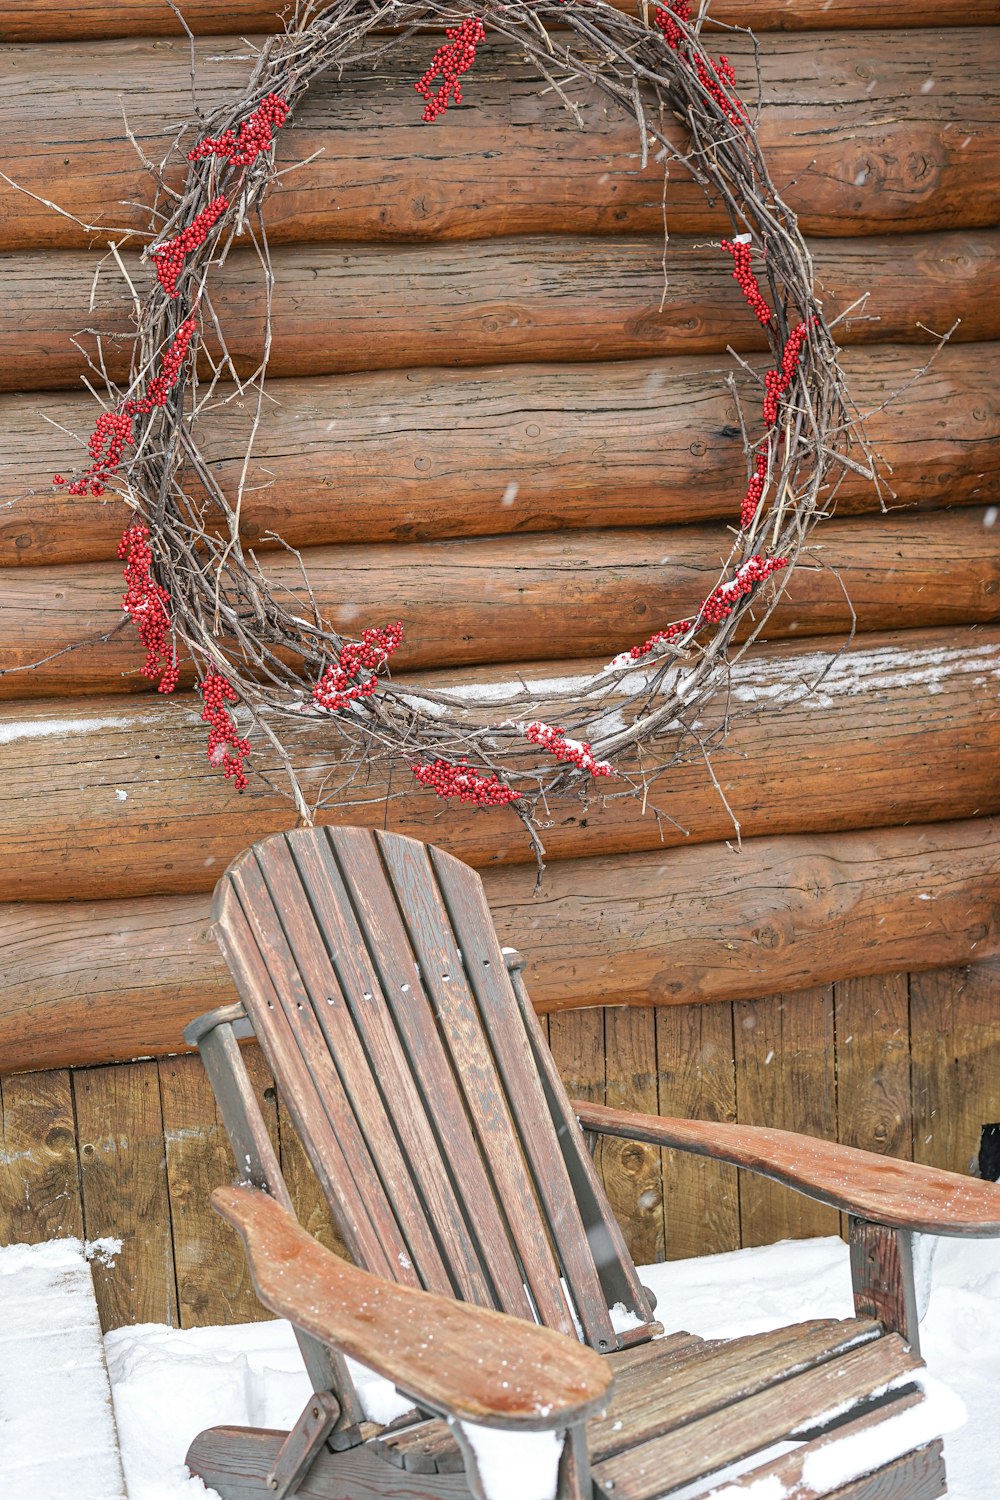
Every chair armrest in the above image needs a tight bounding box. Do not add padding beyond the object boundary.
[572,1101,1000,1236]
[213,1185,611,1429]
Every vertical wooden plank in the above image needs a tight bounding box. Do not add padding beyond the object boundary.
[277,1089,350,1259]
[74,1059,177,1331]
[159,1042,279,1327]
[0,1070,84,1244]
[734,988,840,1246]
[548,1009,605,1104]
[835,974,912,1161]
[656,1003,740,1260]
[601,1008,664,1266]
[910,962,1000,1174]
[549,1008,606,1191]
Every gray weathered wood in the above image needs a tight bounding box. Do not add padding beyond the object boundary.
[592,1335,923,1500]
[188,825,976,1500]
[850,1218,922,1353]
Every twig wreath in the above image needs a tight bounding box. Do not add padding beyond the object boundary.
[48,0,873,866]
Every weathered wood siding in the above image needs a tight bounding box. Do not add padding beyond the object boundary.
[1,0,997,1295]
[1,962,996,1331]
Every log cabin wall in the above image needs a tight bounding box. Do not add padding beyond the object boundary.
[1,0,998,1331]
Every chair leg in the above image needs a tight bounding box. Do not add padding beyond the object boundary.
[848,1218,921,1355]
[556,1422,593,1500]
[265,1393,341,1499]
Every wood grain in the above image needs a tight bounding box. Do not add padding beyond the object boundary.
[213,1182,612,1423]
[910,963,1000,1175]
[655,1004,740,1260]
[575,1100,1000,1233]
[734,987,841,1244]
[6,340,998,568]
[2,32,998,250]
[0,625,997,902]
[1,819,997,1074]
[6,235,1000,395]
[276,1088,350,1261]
[4,0,997,41]
[73,1059,178,1329]
[0,1069,84,1243]
[836,974,913,1162]
[159,1047,278,1327]
[5,507,999,697]
[600,1009,665,1266]
[849,1218,920,1346]
[592,1334,923,1500]
[590,1318,885,1460]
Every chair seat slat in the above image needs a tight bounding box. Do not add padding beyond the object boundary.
[592,1334,923,1500]
[588,1318,882,1460]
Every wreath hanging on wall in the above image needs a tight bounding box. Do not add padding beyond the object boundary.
[47,0,871,865]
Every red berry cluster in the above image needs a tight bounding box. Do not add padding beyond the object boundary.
[694,52,745,128]
[698,555,788,625]
[410,759,522,806]
[66,409,135,497]
[653,0,691,50]
[762,319,815,426]
[739,448,770,529]
[117,524,179,692]
[152,195,228,298]
[187,94,289,166]
[415,17,486,122]
[143,316,198,408]
[721,238,772,326]
[622,619,693,663]
[55,319,197,496]
[313,622,403,712]
[523,721,614,778]
[654,4,744,126]
[201,672,250,791]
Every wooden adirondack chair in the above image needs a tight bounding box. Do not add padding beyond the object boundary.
[184,825,1000,1500]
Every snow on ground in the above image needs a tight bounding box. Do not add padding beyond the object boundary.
[4,1233,996,1499]
[98,1234,1000,1500]
[0,1237,127,1500]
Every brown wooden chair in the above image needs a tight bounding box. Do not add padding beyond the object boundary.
[184,825,1000,1500]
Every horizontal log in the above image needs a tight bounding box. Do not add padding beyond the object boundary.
[4,343,998,567]
[3,1,998,42]
[3,509,999,697]
[1,817,997,1072]
[6,232,1000,393]
[2,32,997,250]
[0,625,998,902]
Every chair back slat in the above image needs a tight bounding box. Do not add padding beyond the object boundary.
[213,825,659,1350]
[350,829,577,1337]
[222,856,445,1287]
[508,966,659,1320]
[286,830,532,1314]
[426,841,628,1349]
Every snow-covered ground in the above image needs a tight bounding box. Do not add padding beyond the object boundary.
[3,1232,997,1499]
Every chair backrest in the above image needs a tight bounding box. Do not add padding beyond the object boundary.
[213,825,657,1353]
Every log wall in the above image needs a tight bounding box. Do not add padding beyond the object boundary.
[1,0,997,1306]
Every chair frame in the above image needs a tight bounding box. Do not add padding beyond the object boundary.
[182,826,1000,1500]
